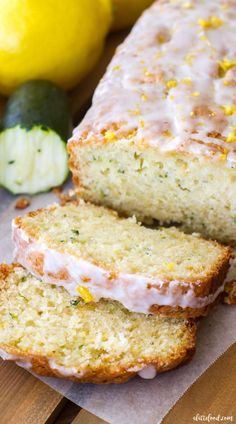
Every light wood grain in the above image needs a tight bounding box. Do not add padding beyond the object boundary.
[0,359,65,424]
[163,343,236,424]
[72,409,107,424]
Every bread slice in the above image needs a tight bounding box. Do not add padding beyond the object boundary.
[224,281,236,305]
[223,250,236,305]
[68,0,236,246]
[13,201,231,318]
[0,264,196,384]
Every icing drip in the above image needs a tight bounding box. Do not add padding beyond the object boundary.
[71,0,236,168]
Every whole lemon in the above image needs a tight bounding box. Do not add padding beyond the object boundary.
[112,0,153,31]
[0,0,112,96]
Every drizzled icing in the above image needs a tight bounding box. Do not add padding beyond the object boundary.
[0,349,32,370]
[71,0,236,168]
[0,349,157,380]
[48,360,156,380]
[138,365,157,379]
[13,224,227,313]
[48,359,84,378]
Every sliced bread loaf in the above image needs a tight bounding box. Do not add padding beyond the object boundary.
[68,0,236,246]
[0,264,196,384]
[13,201,231,318]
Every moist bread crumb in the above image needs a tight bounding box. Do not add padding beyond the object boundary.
[0,264,196,384]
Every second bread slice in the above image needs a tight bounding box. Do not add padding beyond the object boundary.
[13,201,231,318]
[0,264,196,384]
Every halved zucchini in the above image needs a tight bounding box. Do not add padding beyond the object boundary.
[0,80,71,194]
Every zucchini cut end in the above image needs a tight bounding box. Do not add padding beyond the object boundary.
[0,126,69,194]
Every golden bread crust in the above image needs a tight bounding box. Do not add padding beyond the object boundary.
[0,264,196,384]
[14,245,230,318]
[150,295,222,318]
[0,350,196,384]
[0,342,196,384]
[0,325,196,384]
[223,281,236,305]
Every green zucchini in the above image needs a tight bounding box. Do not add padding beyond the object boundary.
[0,80,71,194]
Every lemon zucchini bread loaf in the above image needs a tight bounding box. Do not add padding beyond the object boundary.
[13,201,231,318]
[68,0,236,245]
[0,264,196,384]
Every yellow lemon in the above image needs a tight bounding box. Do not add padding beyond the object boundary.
[0,0,112,96]
[112,0,154,31]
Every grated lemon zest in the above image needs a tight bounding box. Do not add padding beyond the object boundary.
[143,67,153,77]
[218,58,236,77]
[112,65,121,71]
[166,262,175,271]
[76,286,95,303]
[198,16,223,30]
[166,79,178,89]
[163,130,172,137]
[226,132,236,143]
[221,105,236,116]
[141,93,148,101]
[181,77,192,85]
[128,108,141,116]
[105,130,117,141]
[139,119,145,128]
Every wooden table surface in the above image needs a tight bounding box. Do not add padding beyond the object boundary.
[0,344,235,424]
[0,31,235,424]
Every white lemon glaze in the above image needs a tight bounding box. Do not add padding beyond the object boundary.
[0,349,160,380]
[0,349,84,378]
[0,349,157,380]
[13,225,226,313]
[138,365,157,379]
[71,0,236,167]
[0,348,32,370]
[49,360,157,380]
[48,359,157,379]
[48,359,84,378]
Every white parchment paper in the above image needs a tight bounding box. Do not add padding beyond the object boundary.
[0,187,235,424]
